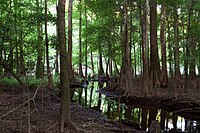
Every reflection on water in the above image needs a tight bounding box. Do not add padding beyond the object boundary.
[74,82,199,132]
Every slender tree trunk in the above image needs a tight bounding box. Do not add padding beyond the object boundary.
[68,0,74,82]
[172,113,178,130]
[45,0,53,89]
[78,0,83,78]
[160,0,168,88]
[143,0,149,94]
[57,0,75,132]
[89,48,95,107]
[150,0,160,88]
[78,0,83,105]
[167,18,173,78]
[84,4,88,107]
[97,47,104,110]
[55,7,59,74]
[129,1,133,74]
[55,44,59,74]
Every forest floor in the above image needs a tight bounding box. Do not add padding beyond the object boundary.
[0,85,139,133]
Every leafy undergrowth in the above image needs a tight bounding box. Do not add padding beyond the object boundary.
[0,85,139,133]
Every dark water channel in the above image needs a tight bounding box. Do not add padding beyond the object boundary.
[72,82,200,133]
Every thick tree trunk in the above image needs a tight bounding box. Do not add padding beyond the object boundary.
[150,0,161,88]
[119,0,133,95]
[189,42,196,80]
[160,0,168,88]
[189,0,196,80]
[36,0,44,79]
[141,0,149,94]
[57,0,74,132]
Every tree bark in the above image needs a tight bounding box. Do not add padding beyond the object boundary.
[68,0,74,82]
[167,17,173,78]
[57,0,74,132]
[160,0,168,88]
[173,5,182,91]
[141,0,149,94]
[36,0,44,79]
[78,0,83,78]
[119,0,133,95]
[150,0,160,88]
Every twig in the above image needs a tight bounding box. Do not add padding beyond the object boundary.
[0,97,33,119]
[0,82,43,119]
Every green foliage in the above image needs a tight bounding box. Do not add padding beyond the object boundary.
[0,77,19,87]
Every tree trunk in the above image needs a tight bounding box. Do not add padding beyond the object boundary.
[141,108,148,131]
[172,113,178,130]
[84,4,88,107]
[119,0,133,95]
[189,0,197,80]
[78,0,83,78]
[189,41,196,80]
[148,108,158,128]
[78,0,83,105]
[36,0,44,79]
[89,48,95,107]
[160,109,166,130]
[173,5,182,91]
[45,0,53,89]
[150,0,160,88]
[57,0,74,132]
[160,0,168,88]
[167,17,173,78]
[68,0,74,82]
[141,0,149,94]
[129,1,133,74]
[97,47,104,110]
[55,44,59,74]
